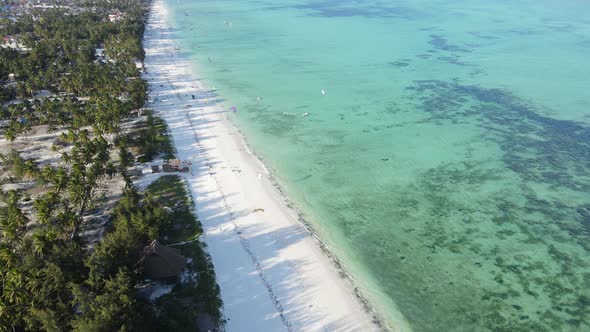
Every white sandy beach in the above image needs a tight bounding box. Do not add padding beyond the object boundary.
[142,0,383,331]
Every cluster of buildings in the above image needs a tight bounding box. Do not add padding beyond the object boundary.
[1,35,28,51]
[1,0,126,22]
[0,0,26,21]
[108,11,125,22]
[94,47,109,64]
[1,0,129,53]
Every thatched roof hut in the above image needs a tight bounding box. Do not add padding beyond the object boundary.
[139,240,187,281]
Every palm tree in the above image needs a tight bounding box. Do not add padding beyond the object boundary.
[3,269,28,306]
[40,166,54,186]
[0,191,28,245]
[34,196,52,225]
[25,81,35,98]
[30,230,53,257]
[3,125,18,142]
[23,160,38,179]
[53,167,68,194]
[0,246,18,269]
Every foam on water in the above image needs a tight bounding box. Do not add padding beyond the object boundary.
[166,0,590,330]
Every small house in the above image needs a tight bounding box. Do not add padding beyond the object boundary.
[138,240,187,281]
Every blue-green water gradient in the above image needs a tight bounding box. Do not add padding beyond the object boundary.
[165,0,590,330]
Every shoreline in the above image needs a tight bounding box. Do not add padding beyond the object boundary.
[142,0,402,330]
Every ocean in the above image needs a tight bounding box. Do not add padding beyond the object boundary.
[164,0,590,330]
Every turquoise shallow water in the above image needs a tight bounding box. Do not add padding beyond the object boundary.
[165,0,590,330]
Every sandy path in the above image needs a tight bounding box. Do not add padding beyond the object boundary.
[143,1,381,331]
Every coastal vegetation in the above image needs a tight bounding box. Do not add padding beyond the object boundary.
[0,0,221,331]
[143,176,223,330]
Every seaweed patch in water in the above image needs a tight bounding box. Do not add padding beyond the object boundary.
[388,61,410,67]
[416,53,432,59]
[428,34,471,52]
[436,55,472,66]
[394,79,590,330]
[408,79,590,189]
[408,79,590,200]
[280,0,422,19]
[469,31,500,40]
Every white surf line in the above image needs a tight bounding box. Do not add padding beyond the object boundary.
[143,0,386,331]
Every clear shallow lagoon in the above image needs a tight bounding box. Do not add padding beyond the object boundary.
[165,0,590,330]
